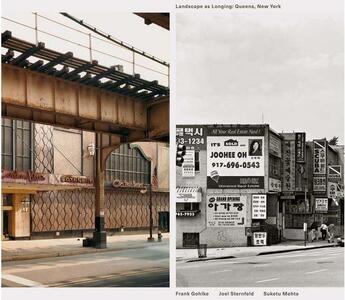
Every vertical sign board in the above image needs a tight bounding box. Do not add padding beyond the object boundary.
[313,140,327,194]
[207,195,246,227]
[176,125,206,150]
[252,194,267,219]
[269,133,282,158]
[282,139,296,192]
[182,150,195,177]
[328,182,338,199]
[313,140,327,175]
[207,126,265,189]
[315,198,328,212]
[295,133,306,163]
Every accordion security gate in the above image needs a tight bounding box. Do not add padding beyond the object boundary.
[31,189,169,235]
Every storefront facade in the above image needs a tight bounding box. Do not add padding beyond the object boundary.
[1,118,169,240]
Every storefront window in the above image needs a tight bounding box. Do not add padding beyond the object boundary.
[1,118,32,171]
[105,144,150,185]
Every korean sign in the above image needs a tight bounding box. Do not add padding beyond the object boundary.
[313,140,327,175]
[328,182,338,199]
[182,150,195,177]
[252,194,267,219]
[176,125,206,150]
[207,126,265,189]
[315,198,328,212]
[282,140,296,192]
[207,195,246,227]
[313,176,327,193]
[269,133,282,158]
[253,232,267,246]
[295,133,306,163]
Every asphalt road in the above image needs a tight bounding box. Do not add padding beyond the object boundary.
[176,247,344,287]
[2,243,169,287]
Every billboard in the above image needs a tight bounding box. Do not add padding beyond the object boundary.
[269,133,282,158]
[313,140,327,175]
[207,195,246,227]
[313,176,327,192]
[282,140,296,192]
[328,165,341,180]
[207,126,265,189]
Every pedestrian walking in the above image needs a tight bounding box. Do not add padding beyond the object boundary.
[320,223,328,240]
[328,224,335,243]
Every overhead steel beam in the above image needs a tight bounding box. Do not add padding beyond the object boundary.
[38,51,73,72]
[63,60,98,80]
[10,42,45,66]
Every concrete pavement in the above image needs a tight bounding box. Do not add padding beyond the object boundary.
[176,239,339,262]
[2,242,169,287]
[176,247,344,287]
[2,232,169,262]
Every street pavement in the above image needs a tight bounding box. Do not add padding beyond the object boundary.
[2,242,169,287]
[176,247,344,287]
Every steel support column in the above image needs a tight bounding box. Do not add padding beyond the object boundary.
[93,133,106,248]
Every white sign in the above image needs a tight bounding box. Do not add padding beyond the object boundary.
[207,136,265,189]
[253,232,267,246]
[328,165,341,179]
[269,178,282,192]
[252,194,267,219]
[313,176,326,192]
[315,198,328,212]
[207,195,246,227]
[182,150,195,177]
[269,134,282,158]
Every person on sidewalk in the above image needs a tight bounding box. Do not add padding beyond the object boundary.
[320,223,328,240]
[328,224,335,243]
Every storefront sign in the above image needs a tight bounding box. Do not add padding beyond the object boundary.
[313,140,327,175]
[315,198,328,212]
[2,170,47,183]
[295,163,306,192]
[269,133,282,158]
[59,175,93,185]
[252,194,267,219]
[176,125,206,150]
[282,140,295,192]
[328,165,341,180]
[182,150,195,177]
[112,179,145,189]
[207,130,265,189]
[176,187,201,203]
[253,232,267,246]
[295,133,306,163]
[207,195,246,227]
[176,211,199,217]
[269,178,281,192]
[313,176,326,193]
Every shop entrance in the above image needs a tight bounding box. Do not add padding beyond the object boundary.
[2,194,13,240]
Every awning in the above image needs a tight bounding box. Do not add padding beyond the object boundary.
[176,187,202,203]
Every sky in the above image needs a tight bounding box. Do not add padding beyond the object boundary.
[1,5,170,86]
[176,0,344,143]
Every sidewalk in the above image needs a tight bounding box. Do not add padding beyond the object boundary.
[2,232,170,262]
[176,240,339,262]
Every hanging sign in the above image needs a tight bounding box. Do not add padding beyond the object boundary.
[252,194,267,219]
[182,150,195,177]
[313,140,327,175]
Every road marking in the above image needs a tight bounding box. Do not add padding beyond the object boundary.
[2,274,46,287]
[256,277,279,283]
[210,269,232,274]
[305,269,327,275]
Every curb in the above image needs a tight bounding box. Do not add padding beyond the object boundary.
[2,240,169,262]
[183,244,339,263]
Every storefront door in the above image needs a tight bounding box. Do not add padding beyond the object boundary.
[2,194,13,240]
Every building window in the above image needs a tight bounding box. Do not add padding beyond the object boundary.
[105,144,150,184]
[1,119,32,171]
[195,150,200,172]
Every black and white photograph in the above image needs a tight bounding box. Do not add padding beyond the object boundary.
[175,0,344,289]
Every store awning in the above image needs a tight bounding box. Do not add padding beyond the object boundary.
[176,187,202,203]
